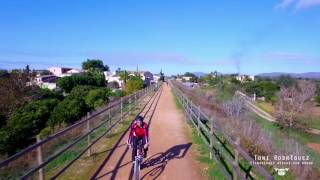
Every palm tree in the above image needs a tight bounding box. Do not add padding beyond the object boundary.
[119,70,129,84]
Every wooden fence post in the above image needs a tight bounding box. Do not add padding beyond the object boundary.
[129,95,132,112]
[108,109,112,128]
[135,92,137,107]
[209,117,214,160]
[120,97,123,122]
[197,106,201,136]
[185,96,188,109]
[36,135,44,180]
[233,137,240,180]
[87,112,91,157]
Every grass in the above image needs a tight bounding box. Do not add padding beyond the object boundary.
[50,108,139,180]
[173,93,225,179]
[39,98,142,180]
[255,101,274,114]
[310,118,320,130]
[252,114,320,168]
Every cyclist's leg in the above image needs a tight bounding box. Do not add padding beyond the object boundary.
[131,136,138,161]
[142,137,148,158]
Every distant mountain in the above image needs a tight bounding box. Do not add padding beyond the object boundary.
[257,72,320,79]
[193,72,207,77]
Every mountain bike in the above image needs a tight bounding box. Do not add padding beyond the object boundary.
[133,139,144,180]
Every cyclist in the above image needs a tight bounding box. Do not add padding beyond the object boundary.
[127,115,149,161]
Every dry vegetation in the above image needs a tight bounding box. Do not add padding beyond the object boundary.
[275,81,316,129]
[175,82,320,179]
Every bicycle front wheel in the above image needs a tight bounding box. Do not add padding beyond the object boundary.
[134,159,140,180]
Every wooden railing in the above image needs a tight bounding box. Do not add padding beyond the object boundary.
[170,81,274,180]
[0,83,161,180]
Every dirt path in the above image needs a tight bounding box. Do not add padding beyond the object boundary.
[92,85,203,180]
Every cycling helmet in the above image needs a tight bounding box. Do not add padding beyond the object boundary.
[135,115,144,122]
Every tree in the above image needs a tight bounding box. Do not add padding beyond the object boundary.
[125,76,144,95]
[243,81,278,102]
[82,59,109,71]
[230,78,241,85]
[57,74,105,93]
[39,88,64,100]
[0,99,59,154]
[0,72,41,119]
[48,96,88,127]
[183,72,198,83]
[160,70,165,81]
[0,70,9,78]
[276,75,296,88]
[223,97,246,119]
[115,67,121,75]
[25,65,30,74]
[275,81,316,129]
[85,88,111,109]
[119,70,129,85]
[68,85,95,99]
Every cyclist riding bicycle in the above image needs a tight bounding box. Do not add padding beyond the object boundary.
[127,115,149,161]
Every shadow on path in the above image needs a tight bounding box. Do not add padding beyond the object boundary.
[91,86,163,180]
[139,143,192,180]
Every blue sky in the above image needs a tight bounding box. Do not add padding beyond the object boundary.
[0,0,319,75]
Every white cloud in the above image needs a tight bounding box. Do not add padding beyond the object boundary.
[296,0,320,9]
[275,0,320,9]
[275,0,296,9]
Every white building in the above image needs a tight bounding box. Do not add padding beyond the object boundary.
[182,76,193,82]
[236,75,255,82]
[48,67,82,77]
[34,75,59,90]
[104,71,124,89]
[152,74,161,84]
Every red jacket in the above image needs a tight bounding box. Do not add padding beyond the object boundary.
[127,121,149,144]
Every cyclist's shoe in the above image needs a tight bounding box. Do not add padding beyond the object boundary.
[143,150,147,158]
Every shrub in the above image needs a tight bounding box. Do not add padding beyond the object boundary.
[48,97,88,127]
[125,76,144,95]
[84,88,110,109]
[243,81,278,102]
[0,99,59,154]
[111,90,125,97]
[275,81,316,129]
[82,59,109,71]
[315,95,320,105]
[57,74,105,93]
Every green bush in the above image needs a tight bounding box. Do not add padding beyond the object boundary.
[111,90,125,97]
[48,85,112,127]
[315,95,320,105]
[69,85,95,99]
[57,74,105,93]
[48,97,88,127]
[276,75,296,88]
[82,59,109,71]
[0,113,6,128]
[39,88,64,100]
[125,76,144,95]
[0,99,59,154]
[84,88,111,109]
[243,81,278,102]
